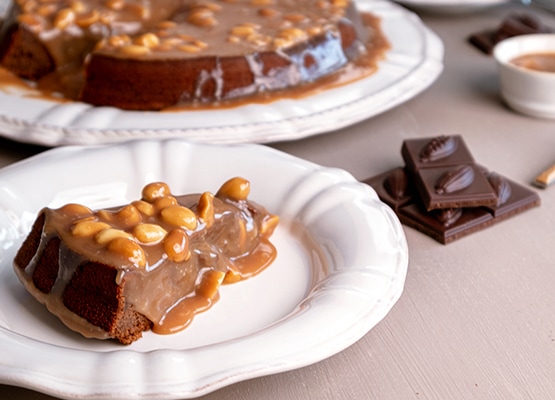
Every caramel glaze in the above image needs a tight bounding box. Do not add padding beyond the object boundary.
[14,179,279,339]
[511,52,555,73]
[0,2,389,110]
[168,12,389,111]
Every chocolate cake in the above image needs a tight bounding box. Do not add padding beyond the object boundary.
[13,178,279,344]
[0,0,376,110]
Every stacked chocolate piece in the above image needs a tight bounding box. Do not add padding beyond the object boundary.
[363,135,540,244]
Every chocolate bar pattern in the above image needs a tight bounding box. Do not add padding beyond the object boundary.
[363,137,540,244]
[401,135,498,211]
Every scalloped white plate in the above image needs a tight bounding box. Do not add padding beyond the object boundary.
[0,139,408,399]
[393,0,510,14]
[0,0,443,146]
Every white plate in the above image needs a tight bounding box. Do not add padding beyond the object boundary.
[0,0,443,146]
[393,0,510,14]
[0,139,408,399]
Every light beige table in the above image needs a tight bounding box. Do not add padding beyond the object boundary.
[2,3,555,399]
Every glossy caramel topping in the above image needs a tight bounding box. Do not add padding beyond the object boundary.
[510,52,555,73]
[17,178,279,336]
[13,0,355,62]
[0,0,387,109]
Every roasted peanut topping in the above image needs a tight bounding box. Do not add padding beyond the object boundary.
[216,176,250,201]
[160,205,198,230]
[36,178,278,335]
[13,0,354,59]
[141,181,171,202]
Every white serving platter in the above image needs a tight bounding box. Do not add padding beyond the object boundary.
[0,0,443,146]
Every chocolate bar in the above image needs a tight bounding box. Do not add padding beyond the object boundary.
[401,136,497,211]
[398,203,493,244]
[468,13,551,55]
[483,172,541,218]
[362,167,413,211]
[401,135,474,171]
[363,138,541,244]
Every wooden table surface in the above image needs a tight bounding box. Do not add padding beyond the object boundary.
[2,2,555,399]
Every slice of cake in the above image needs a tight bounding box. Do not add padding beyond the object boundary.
[0,0,378,110]
[13,177,279,344]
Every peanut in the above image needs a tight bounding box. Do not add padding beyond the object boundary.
[94,228,132,245]
[187,8,217,27]
[258,7,279,18]
[134,33,160,48]
[278,27,307,41]
[153,195,178,210]
[68,0,87,13]
[216,177,250,201]
[230,24,258,37]
[119,44,150,56]
[197,192,214,227]
[283,13,307,23]
[133,223,167,244]
[142,182,171,202]
[178,44,202,54]
[75,10,99,27]
[163,228,190,262]
[132,200,155,217]
[113,204,142,227]
[105,0,124,10]
[58,203,93,216]
[160,205,198,230]
[53,8,75,30]
[157,20,176,29]
[107,237,146,268]
[108,34,131,47]
[72,220,111,237]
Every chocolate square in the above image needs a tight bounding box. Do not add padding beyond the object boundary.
[362,167,414,211]
[484,172,541,218]
[401,135,474,172]
[398,203,493,244]
[401,136,497,211]
[414,164,498,211]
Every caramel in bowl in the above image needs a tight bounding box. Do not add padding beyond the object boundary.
[494,33,555,119]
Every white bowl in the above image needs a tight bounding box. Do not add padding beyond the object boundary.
[493,34,555,119]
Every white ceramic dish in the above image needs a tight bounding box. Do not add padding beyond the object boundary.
[494,34,555,119]
[393,0,509,14]
[0,0,443,146]
[0,139,408,399]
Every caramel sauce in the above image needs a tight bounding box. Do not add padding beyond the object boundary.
[15,179,279,338]
[0,12,389,110]
[510,52,555,73]
[167,13,389,110]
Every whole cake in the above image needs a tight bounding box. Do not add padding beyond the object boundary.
[13,177,279,344]
[0,0,373,110]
